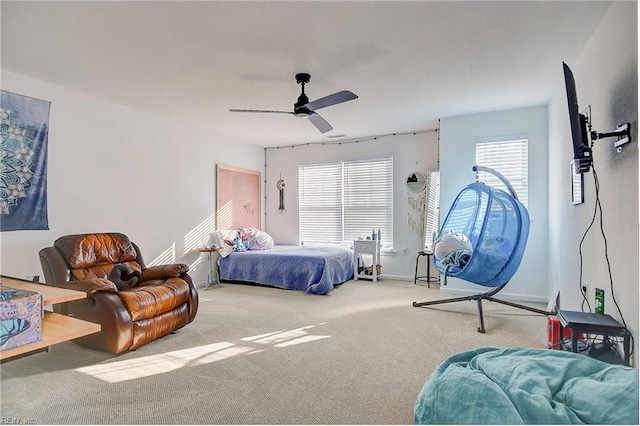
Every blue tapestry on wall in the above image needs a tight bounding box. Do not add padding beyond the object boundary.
[0,90,51,231]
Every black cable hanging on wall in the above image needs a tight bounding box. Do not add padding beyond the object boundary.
[264,128,438,151]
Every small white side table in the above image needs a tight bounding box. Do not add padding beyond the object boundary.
[197,248,221,290]
[353,239,381,282]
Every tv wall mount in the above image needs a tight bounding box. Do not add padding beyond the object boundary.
[584,106,633,153]
[592,122,632,153]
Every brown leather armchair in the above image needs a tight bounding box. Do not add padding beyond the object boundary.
[39,233,198,354]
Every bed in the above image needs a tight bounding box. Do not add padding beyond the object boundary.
[218,245,354,295]
[414,347,639,424]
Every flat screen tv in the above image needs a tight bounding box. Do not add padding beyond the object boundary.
[563,62,592,173]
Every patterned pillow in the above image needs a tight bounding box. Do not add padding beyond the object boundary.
[211,229,239,258]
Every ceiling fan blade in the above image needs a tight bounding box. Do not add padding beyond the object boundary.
[308,112,333,133]
[229,109,293,114]
[304,90,358,111]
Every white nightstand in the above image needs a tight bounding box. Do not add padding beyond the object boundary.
[353,239,381,282]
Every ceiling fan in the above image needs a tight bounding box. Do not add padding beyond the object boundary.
[229,73,358,133]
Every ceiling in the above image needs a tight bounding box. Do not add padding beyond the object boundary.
[1,1,612,148]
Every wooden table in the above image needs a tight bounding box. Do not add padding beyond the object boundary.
[0,276,101,361]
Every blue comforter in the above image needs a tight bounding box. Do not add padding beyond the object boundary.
[219,245,354,294]
[414,347,639,424]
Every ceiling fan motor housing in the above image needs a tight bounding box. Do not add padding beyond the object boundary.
[294,73,311,117]
[295,73,311,85]
[294,97,311,117]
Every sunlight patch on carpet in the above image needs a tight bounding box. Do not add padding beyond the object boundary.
[242,325,316,345]
[274,334,330,347]
[75,342,251,383]
[76,324,331,383]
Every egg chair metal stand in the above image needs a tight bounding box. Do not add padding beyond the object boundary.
[412,166,553,333]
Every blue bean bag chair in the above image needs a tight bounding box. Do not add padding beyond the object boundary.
[414,347,639,424]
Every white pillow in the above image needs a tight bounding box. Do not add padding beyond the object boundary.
[251,230,274,250]
[433,232,473,268]
[212,229,239,258]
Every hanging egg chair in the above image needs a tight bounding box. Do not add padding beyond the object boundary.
[413,166,551,333]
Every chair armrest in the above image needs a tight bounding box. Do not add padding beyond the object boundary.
[47,278,118,295]
[142,264,189,281]
[39,246,72,285]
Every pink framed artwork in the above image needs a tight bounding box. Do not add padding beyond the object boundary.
[216,164,261,230]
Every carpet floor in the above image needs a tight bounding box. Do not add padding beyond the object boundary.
[0,279,548,424]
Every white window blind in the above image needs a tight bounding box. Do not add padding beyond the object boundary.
[424,170,440,250]
[298,162,342,244]
[476,139,528,207]
[343,158,393,242]
[299,157,393,245]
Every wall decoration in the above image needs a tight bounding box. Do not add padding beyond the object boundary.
[405,171,427,236]
[276,175,285,211]
[406,192,426,235]
[216,164,261,230]
[0,91,51,232]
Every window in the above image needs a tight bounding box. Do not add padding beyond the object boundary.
[298,162,343,243]
[299,157,393,246]
[424,170,440,250]
[475,139,528,207]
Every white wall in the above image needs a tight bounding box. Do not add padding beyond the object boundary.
[0,71,265,286]
[265,131,439,279]
[548,1,638,364]
[439,106,549,303]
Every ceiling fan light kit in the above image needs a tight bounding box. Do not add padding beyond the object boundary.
[230,73,358,134]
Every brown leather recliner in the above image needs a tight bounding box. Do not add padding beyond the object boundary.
[39,233,199,354]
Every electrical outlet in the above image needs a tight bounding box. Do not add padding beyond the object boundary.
[401,248,408,255]
[581,280,589,295]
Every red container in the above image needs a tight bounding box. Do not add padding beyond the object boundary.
[547,315,574,350]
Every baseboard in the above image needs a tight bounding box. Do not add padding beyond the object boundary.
[375,276,546,304]
[376,274,413,281]
[355,274,442,283]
